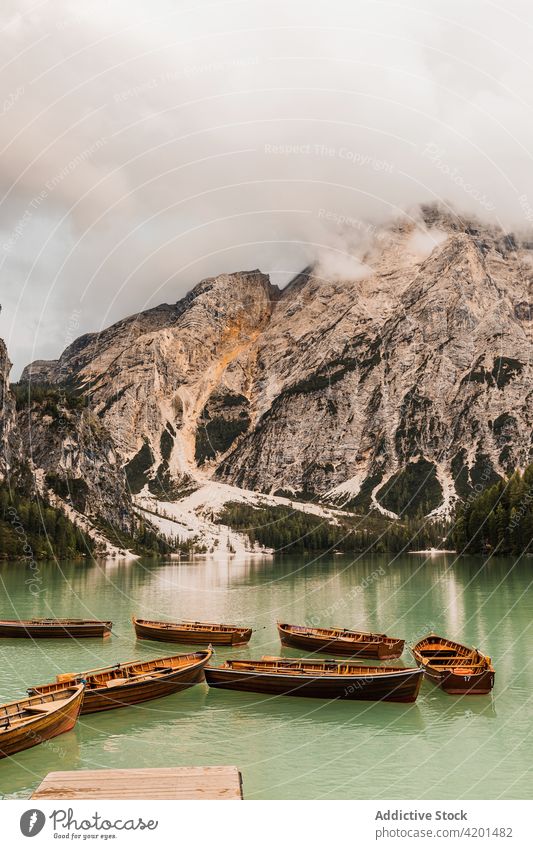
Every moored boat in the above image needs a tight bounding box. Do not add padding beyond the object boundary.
[0,619,113,639]
[277,622,404,658]
[0,684,84,759]
[204,657,423,702]
[28,650,212,713]
[411,634,495,694]
[133,616,252,646]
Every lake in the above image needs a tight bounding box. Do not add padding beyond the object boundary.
[0,553,531,799]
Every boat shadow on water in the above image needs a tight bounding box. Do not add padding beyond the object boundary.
[420,688,497,723]
[74,684,210,743]
[2,687,211,798]
[0,728,81,799]
[203,687,426,735]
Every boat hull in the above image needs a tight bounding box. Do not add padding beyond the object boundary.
[411,634,495,695]
[278,624,404,658]
[415,663,495,695]
[134,619,252,646]
[79,662,208,713]
[0,620,112,639]
[205,667,423,702]
[0,686,84,759]
[29,652,212,714]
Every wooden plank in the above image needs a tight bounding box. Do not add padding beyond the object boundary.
[31,766,243,800]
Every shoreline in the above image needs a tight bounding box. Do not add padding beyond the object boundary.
[408,548,457,555]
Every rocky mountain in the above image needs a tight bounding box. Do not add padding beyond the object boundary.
[17,207,533,534]
[22,270,278,494]
[14,390,133,534]
[1,338,136,556]
[218,218,533,517]
[0,339,20,479]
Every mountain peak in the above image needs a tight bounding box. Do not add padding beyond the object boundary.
[12,218,533,521]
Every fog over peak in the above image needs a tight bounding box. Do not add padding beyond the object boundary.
[1,0,533,375]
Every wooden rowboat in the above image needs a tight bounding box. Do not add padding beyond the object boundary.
[28,650,212,714]
[277,622,404,658]
[133,617,252,646]
[205,657,423,702]
[0,684,84,759]
[0,619,113,638]
[411,634,495,694]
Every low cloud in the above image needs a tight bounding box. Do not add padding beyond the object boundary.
[406,227,448,260]
[1,0,532,375]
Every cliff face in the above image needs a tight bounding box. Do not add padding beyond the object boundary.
[2,337,132,524]
[1,336,134,556]
[23,270,278,498]
[15,399,133,532]
[0,339,20,479]
[21,211,533,519]
[219,226,533,515]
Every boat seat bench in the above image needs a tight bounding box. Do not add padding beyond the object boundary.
[25,700,70,713]
[0,701,69,726]
[425,660,482,666]
[424,656,476,663]
[1,699,69,722]
[103,670,175,687]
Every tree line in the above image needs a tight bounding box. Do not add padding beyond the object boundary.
[3,461,532,561]
[217,502,450,554]
[0,482,93,560]
[453,464,533,554]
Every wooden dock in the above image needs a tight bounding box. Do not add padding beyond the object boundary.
[31,766,243,800]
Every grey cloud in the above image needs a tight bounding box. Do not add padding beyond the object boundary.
[1,0,532,375]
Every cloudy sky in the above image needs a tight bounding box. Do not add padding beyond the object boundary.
[1,0,533,376]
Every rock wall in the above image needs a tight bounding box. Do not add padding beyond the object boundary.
[21,209,533,518]
[0,339,20,480]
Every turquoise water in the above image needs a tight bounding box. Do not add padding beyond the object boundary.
[0,554,531,799]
